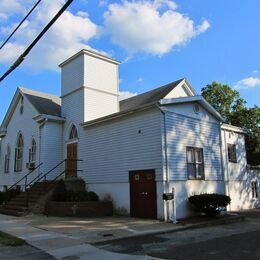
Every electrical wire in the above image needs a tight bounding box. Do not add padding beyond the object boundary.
[0,0,42,50]
[0,0,74,83]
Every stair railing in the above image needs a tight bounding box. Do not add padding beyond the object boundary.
[24,159,83,207]
[7,162,43,191]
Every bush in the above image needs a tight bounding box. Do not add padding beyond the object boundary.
[189,193,231,216]
[88,191,99,201]
[0,189,21,205]
[52,180,67,201]
[52,180,99,202]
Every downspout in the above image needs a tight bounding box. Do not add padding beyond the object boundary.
[156,104,175,222]
[38,118,48,177]
[222,126,231,210]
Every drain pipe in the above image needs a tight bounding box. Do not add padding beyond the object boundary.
[156,104,176,223]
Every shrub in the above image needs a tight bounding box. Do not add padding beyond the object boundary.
[52,180,67,201]
[52,180,99,202]
[189,193,231,216]
[88,191,99,201]
[0,189,21,205]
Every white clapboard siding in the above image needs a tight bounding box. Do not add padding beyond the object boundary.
[0,95,40,188]
[78,108,163,183]
[221,130,247,181]
[84,55,119,95]
[61,54,84,96]
[41,122,63,178]
[165,111,223,181]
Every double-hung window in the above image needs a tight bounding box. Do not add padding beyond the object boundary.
[252,181,258,199]
[187,147,204,179]
[228,144,237,163]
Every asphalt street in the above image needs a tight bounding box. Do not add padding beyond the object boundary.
[97,217,260,260]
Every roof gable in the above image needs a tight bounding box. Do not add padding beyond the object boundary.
[0,87,61,131]
[120,78,184,112]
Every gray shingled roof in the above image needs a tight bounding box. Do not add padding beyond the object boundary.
[20,88,61,117]
[119,78,184,112]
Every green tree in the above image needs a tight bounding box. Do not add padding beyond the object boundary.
[201,81,246,121]
[202,82,260,165]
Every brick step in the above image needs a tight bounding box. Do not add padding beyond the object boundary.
[7,200,28,207]
[0,208,25,217]
[3,205,28,211]
[10,197,39,203]
[0,180,58,217]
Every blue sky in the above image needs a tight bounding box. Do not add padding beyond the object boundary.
[0,0,259,123]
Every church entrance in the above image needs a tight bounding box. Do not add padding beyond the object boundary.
[66,124,79,179]
[66,142,78,178]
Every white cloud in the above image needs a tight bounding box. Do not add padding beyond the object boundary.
[0,0,25,16]
[104,0,210,55]
[234,77,260,90]
[0,0,99,70]
[137,77,143,83]
[252,70,259,74]
[119,91,138,101]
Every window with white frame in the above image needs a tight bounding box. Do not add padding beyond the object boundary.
[228,143,237,163]
[252,181,258,199]
[4,145,10,173]
[187,147,204,179]
[29,138,36,163]
[14,133,23,172]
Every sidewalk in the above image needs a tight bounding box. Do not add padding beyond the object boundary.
[0,211,250,259]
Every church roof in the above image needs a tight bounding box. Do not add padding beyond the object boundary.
[20,87,61,117]
[119,78,184,112]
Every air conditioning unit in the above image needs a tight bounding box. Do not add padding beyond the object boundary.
[26,162,35,170]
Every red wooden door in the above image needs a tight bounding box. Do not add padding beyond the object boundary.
[129,169,157,219]
[66,143,78,178]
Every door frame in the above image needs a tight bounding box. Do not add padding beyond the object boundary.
[66,140,78,179]
[129,169,157,219]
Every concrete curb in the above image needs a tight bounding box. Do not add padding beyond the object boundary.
[92,215,245,245]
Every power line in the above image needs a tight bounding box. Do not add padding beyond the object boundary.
[0,0,74,83]
[0,0,42,50]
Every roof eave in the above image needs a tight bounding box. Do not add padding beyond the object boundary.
[159,96,225,122]
[82,102,158,128]
[33,114,65,123]
[221,123,246,134]
[59,49,120,68]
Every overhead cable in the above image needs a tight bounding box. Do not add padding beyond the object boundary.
[0,0,74,83]
[0,0,42,50]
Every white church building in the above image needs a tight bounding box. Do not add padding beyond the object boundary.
[0,50,259,220]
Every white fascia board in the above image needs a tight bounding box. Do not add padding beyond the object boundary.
[221,123,246,134]
[33,114,65,124]
[59,49,120,67]
[183,78,197,96]
[159,95,225,122]
[0,88,21,130]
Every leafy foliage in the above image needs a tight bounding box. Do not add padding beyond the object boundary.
[201,82,246,121]
[52,179,99,202]
[189,193,231,216]
[202,82,260,164]
[0,189,21,204]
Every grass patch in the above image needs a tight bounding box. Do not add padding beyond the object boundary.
[0,231,26,246]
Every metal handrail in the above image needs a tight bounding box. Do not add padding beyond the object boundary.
[24,159,83,206]
[26,159,83,188]
[7,162,43,191]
